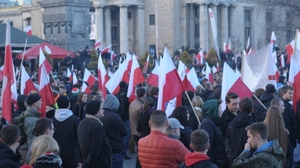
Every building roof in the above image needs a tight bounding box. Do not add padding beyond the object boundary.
[0,23,44,48]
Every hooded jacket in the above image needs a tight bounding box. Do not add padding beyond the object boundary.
[233,139,285,168]
[13,94,27,118]
[0,143,22,167]
[259,93,275,109]
[33,152,62,168]
[183,153,218,168]
[53,108,80,161]
[100,94,127,153]
[225,112,253,166]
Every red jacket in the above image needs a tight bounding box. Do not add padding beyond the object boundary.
[138,130,190,168]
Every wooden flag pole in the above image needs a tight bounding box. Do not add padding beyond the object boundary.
[253,94,267,110]
[184,91,201,126]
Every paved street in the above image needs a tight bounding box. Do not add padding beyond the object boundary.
[123,152,137,168]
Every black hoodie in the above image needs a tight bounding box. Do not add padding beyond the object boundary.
[13,94,27,118]
[0,143,22,167]
[225,112,253,166]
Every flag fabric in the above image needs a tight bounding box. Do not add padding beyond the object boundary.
[246,36,250,51]
[270,31,276,44]
[186,67,202,91]
[101,44,112,54]
[223,41,227,52]
[241,44,271,92]
[98,54,108,98]
[228,38,232,52]
[67,68,72,81]
[39,64,55,117]
[110,50,117,66]
[21,65,37,95]
[288,56,300,84]
[268,49,278,88]
[81,82,91,94]
[38,48,53,83]
[147,60,160,86]
[1,21,14,121]
[205,63,214,83]
[94,38,101,48]
[24,25,32,36]
[83,68,97,88]
[295,30,300,65]
[0,65,3,82]
[221,62,253,110]
[73,73,78,85]
[208,8,220,60]
[157,47,185,110]
[286,40,295,64]
[196,50,204,65]
[127,55,144,102]
[105,56,129,94]
[143,55,150,73]
[293,72,300,113]
[177,60,188,89]
[280,54,285,68]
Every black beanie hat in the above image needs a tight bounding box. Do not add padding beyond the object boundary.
[265,84,276,94]
[57,96,70,108]
[86,100,101,115]
[119,81,127,89]
[26,93,41,106]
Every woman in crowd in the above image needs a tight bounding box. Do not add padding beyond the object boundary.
[136,97,155,137]
[73,92,87,120]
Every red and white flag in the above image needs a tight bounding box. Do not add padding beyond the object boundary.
[1,20,15,121]
[270,31,276,44]
[127,55,144,102]
[38,48,53,82]
[81,82,91,94]
[94,38,101,48]
[83,68,97,87]
[24,25,32,36]
[205,63,214,83]
[196,50,204,65]
[105,56,129,94]
[280,54,285,68]
[67,68,72,80]
[147,60,160,86]
[292,72,300,113]
[143,54,150,73]
[288,30,300,84]
[21,65,37,95]
[246,36,250,51]
[157,47,185,110]
[221,62,252,110]
[110,50,117,66]
[268,49,278,88]
[39,64,55,117]
[186,67,203,91]
[73,73,78,85]
[0,65,3,82]
[285,40,295,64]
[98,54,108,98]
[208,8,220,60]
[223,41,227,53]
[101,44,112,54]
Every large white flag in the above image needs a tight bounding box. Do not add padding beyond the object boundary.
[208,8,220,60]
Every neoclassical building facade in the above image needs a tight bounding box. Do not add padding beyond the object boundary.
[0,0,295,56]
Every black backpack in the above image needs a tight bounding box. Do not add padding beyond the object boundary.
[12,111,37,146]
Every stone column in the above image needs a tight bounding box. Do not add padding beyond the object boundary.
[229,6,235,38]
[189,3,195,48]
[95,6,104,42]
[181,4,187,47]
[199,4,208,52]
[119,5,128,53]
[137,5,145,57]
[220,5,228,45]
[104,7,112,47]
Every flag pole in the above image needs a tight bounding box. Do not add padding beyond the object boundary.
[184,91,201,126]
[17,37,28,85]
[253,94,267,110]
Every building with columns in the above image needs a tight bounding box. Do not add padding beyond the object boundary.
[0,0,296,56]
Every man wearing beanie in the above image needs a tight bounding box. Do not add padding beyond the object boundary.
[53,96,80,168]
[19,93,42,160]
[259,84,276,109]
[77,100,112,168]
[100,94,127,168]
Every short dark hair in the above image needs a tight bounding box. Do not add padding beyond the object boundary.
[245,122,268,140]
[270,97,283,107]
[1,125,20,146]
[150,110,167,128]
[190,129,209,152]
[239,97,253,114]
[225,92,239,103]
[136,87,146,98]
[35,118,53,136]
[281,85,293,96]
[149,87,159,96]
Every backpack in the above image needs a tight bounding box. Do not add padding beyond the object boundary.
[12,111,37,146]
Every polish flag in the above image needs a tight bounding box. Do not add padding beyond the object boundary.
[0,65,3,82]
[223,41,228,53]
[67,68,72,81]
[21,65,37,95]
[143,54,150,73]
[83,68,97,87]
[98,54,108,98]
[228,38,232,52]
[157,47,185,110]
[177,60,189,90]
[127,52,133,72]
[196,50,204,65]
[221,62,252,110]
[39,64,55,117]
[246,36,250,51]
[110,50,117,66]
[270,31,276,44]
[1,20,15,121]
[293,72,300,113]
[94,38,101,48]
[147,60,160,86]
[285,40,295,64]
[24,25,32,36]
[81,82,91,94]
[73,73,78,85]
[280,54,285,68]
[288,30,300,84]
[105,56,129,94]
[127,55,144,102]
[101,44,112,54]
[205,63,214,83]
[38,48,53,82]
[186,67,203,91]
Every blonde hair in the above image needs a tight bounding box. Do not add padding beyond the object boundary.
[29,135,60,166]
[194,96,203,107]
[264,106,288,166]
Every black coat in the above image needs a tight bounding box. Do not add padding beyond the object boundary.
[221,108,237,138]
[225,112,253,166]
[282,98,298,148]
[115,89,130,121]
[260,93,275,109]
[100,110,127,153]
[77,116,112,168]
[136,108,155,137]
[180,125,193,151]
[185,104,199,131]
[0,143,22,167]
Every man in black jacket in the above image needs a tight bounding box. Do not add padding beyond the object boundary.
[0,125,22,167]
[77,100,112,168]
[225,97,254,167]
[101,94,127,168]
